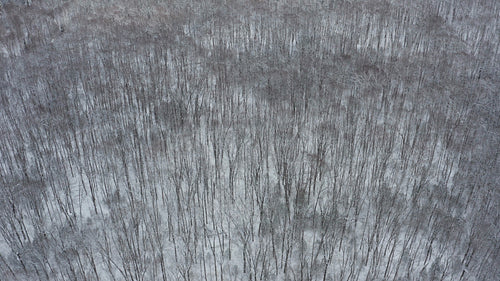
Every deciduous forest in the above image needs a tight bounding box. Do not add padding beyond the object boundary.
[0,0,499,280]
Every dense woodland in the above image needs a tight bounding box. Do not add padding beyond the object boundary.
[0,0,499,280]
